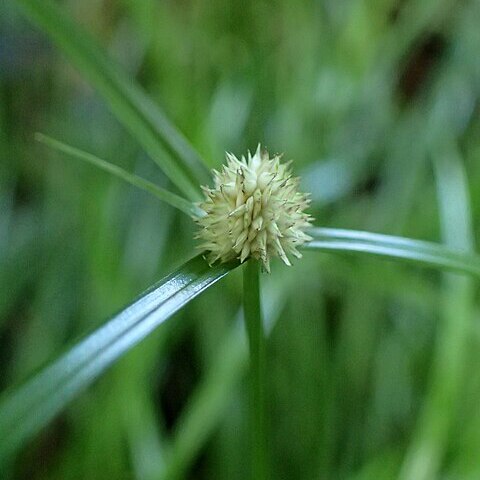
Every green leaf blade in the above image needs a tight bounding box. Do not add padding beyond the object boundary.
[15,0,211,200]
[304,227,480,278]
[0,255,238,464]
[35,133,201,218]
[399,143,476,480]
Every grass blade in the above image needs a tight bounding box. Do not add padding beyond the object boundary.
[400,142,475,479]
[303,227,480,278]
[36,133,201,218]
[0,255,238,464]
[15,0,210,200]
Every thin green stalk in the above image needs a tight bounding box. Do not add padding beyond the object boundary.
[243,260,268,480]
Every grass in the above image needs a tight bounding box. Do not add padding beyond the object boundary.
[2,0,480,479]
[15,0,210,201]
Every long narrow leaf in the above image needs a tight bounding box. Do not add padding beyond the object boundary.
[303,227,480,277]
[36,133,201,218]
[400,143,476,480]
[15,0,210,200]
[0,255,237,464]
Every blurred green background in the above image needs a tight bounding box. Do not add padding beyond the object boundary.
[1,0,480,478]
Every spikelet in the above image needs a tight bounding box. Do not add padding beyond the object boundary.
[195,145,313,272]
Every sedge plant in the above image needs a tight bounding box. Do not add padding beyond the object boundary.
[2,0,480,479]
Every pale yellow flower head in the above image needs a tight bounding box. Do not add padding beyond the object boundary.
[195,145,313,272]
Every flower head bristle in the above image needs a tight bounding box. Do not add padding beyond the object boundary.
[195,145,313,272]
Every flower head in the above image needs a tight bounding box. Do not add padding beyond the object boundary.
[195,145,313,272]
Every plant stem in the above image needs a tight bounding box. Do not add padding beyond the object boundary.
[243,259,268,480]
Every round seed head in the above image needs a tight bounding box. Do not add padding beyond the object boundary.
[195,145,313,272]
